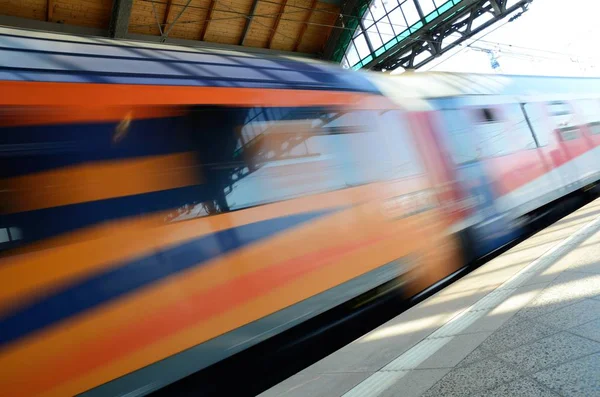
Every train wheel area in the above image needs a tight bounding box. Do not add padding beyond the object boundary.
[259,195,600,397]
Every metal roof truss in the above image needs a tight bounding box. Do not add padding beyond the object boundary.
[365,0,532,71]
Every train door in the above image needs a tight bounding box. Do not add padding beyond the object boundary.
[407,110,467,227]
[484,102,549,218]
[433,103,521,259]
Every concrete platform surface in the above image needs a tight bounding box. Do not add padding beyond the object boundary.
[260,198,600,397]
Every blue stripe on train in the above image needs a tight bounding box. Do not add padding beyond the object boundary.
[0,117,192,178]
[0,33,381,94]
[0,208,338,347]
[2,185,212,244]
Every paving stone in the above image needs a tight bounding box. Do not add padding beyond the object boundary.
[537,299,600,330]
[420,357,520,397]
[567,259,600,275]
[478,317,560,354]
[498,331,600,373]
[513,272,600,321]
[455,345,493,368]
[532,353,600,397]
[542,272,600,301]
[569,318,600,343]
[465,282,551,333]
[470,377,560,397]
[379,369,451,397]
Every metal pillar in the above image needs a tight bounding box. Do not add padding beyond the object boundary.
[108,0,134,38]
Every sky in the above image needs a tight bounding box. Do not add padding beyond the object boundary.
[418,0,600,76]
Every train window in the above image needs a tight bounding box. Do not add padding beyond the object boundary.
[316,109,423,186]
[547,100,577,132]
[316,110,382,187]
[0,227,22,245]
[212,107,423,211]
[471,106,513,158]
[575,99,600,134]
[547,101,572,117]
[502,104,537,151]
[478,108,499,123]
[523,102,549,146]
[225,107,350,209]
[558,126,581,141]
[3,105,423,247]
[447,103,537,159]
[589,122,600,135]
[0,229,9,243]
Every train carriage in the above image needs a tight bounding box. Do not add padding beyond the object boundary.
[377,72,600,258]
[5,24,600,397]
[0,28,463,397]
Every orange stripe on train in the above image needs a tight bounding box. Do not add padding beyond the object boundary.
[0,81,393,109]
[0,177,427,313]
[0,202,452,397]
[0,106,184,127]
[2,152,200,214]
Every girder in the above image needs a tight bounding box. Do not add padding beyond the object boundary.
[374,0,532,70]
[333,0,533,71]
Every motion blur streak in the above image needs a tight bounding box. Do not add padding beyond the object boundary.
[3,28,600,397]
[0,81,385,108]
[3,152,200,213]
[0,106,184,127]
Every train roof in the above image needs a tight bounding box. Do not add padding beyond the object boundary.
[0,27,379,94]
[380,71,600,99]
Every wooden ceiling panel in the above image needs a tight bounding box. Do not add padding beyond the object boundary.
[2,0,111,27]
[129,0,166,35]
[203,0,251,44]
[53,0,112,28]
[295,1,337,53]
[165,0,207,40]
[270,0,308,52]
[292,0,317,52]
[0,0,342,57]
[2,0,48,21]
[298,25,327,54]
[241,0,281,48]
[129,0,208,39]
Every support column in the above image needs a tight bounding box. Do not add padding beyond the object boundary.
[109,0,134,38]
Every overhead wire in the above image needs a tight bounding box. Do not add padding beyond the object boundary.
[140,0,331,44]
[422,15,514,71]
[139,0,552,61]
[137,0,598,73]
[210,0,302,44]
[133,0,447,53]
[135,0,412,38]
[475,41,600,64]
[139,0,407,28]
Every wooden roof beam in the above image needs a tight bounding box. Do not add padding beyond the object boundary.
[162,0,173,32]
[239,0,260,46]
[47,0,54,21]
[199,0,217,41]
[267,0,288,49]
[293,0,317,52]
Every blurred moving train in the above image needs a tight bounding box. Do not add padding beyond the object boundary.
[2,26,600,397]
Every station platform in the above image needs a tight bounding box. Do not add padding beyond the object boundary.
[260,198,600,397]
